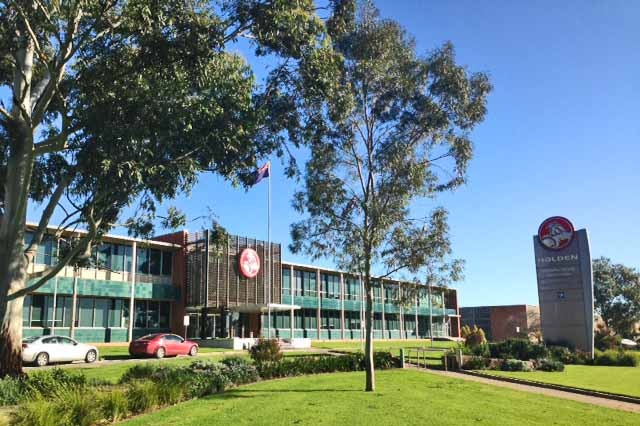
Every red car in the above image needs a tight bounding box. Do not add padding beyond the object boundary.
[128,333,198,359]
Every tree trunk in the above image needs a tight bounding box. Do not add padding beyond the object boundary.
[364,276,375,392]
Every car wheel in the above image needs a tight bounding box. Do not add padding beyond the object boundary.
[85,349,97,364]
[156,347,166,359]
[35,352,49,367]
[189,346,198,357]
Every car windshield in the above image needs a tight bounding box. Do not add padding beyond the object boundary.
[22,336,39,343]
[138,334,160,341]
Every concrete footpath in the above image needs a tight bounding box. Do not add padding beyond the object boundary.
[415,367,640,414]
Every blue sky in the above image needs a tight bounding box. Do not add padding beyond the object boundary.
[27,1,640,307]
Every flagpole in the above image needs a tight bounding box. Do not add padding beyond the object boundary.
[267,162,272,340]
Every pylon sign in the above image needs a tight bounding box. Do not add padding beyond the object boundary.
[533,217,594,355]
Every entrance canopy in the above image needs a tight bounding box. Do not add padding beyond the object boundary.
[228,303,300,314]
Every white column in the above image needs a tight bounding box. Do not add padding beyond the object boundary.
[127,241,137,342]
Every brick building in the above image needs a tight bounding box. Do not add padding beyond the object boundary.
[460,305,540,342]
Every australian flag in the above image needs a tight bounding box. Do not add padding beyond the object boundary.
[252,161,270,185]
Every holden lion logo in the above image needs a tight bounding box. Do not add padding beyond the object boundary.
[538,216,575,250]
[239,248,260,278]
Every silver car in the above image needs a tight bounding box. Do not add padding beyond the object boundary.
[22,336,99,367]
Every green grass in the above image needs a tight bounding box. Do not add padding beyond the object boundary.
[121,369,640,426]
[481,365,640,397]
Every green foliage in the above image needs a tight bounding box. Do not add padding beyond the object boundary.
[462,356,488,370]
[287,1,490,389]
[9,399,62,426]
[489,339,548,361]
[594,323,622,351]
[536,359,565,372]
[256,352,398,380]
[0,376,25,406]
[99,389,129,423]
[126,381,159,414]
[119,364,159,384]
[220,356,260,385]
[593,350,638,367]
[249,339,283,365]
[1,0,356,377]
[501,359,532,372]
[593,257,640,338]
[546,346,588,365]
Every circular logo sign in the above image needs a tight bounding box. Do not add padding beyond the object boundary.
[538,216,575,250]
[239,248,260,278]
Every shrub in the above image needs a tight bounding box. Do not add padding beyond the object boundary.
[462,356,487,370]
[536,358,565,372]
[126,381,159,414]
[249,339,283,365]
[0,376,26,406]
[461,325,487,347]
[99,389,129,423]
[594,350,638,367]
[256,352,398,380]
[10,398,63,426]
[56,388,101,426]
[490,339,548,361]
[25,369,86,399]
[220,356,259,385]
[155,381,185,406]
[119,364,159,384]
[501,359,532,372]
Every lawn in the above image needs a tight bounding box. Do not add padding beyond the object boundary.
[121,369,640,426]
[481,365,640,398]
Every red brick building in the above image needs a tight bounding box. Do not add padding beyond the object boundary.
[460,305,540,342]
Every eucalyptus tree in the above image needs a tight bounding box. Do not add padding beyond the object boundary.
[593,257,640,337]
[289,5,491,391]
[0,0,353,377]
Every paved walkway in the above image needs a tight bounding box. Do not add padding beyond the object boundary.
[413,367,640,414]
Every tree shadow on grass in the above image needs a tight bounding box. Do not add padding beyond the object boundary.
[230,388,361,394]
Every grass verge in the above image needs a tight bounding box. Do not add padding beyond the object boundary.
[121,369,639,426]
[481,365,640,397]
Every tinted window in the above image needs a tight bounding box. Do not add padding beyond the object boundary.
[164,335,182,342]
[139,334,160,341]
[42,337,57,344]
[57,337,75,345]
[22,336,39,343]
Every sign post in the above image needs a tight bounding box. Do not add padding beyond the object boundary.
[533,216,594,356]
[183,315,190,339]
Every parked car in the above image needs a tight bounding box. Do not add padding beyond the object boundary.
[22,336,99,367]
[128,333,198,359]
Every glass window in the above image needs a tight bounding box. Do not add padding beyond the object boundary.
[135,301,147,328]
[53,295,64,328]
[63,297,73,327]
[374,313,383,330]
[97,244,112,270]
[159,302,170,329]
[303,309,317,329]
[282,268,291,291]
[94,298,109,328]
[294,310,303,328]
[109,299,123,328]
[45,296,54,328]
[23,295,32,327]
[149,249,161,275]
[136,248,149,274]
[30,295,46,327]
[78,298,94,327]
[147,301,159,328]
[161,251,173,276]
[123,301,130,328]
[124,245,133,272]
[111,245,125,272]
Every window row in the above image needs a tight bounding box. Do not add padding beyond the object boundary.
[267,310,420,330]
[23,232,173,276]
[22,294,170,329]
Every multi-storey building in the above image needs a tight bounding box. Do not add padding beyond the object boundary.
[460,304,540,341]
[20,225,460,343]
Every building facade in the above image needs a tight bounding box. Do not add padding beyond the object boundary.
[21,226,460,343]
[460,305,540,342]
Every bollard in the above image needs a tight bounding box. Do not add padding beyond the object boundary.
[400,348,405,368]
